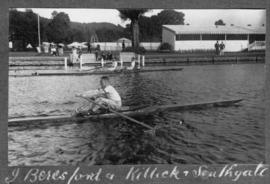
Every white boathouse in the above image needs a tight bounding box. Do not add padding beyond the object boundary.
[162,25,265,52]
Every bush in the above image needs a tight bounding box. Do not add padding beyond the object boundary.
[159,42,173,51]
[123,46,146,54]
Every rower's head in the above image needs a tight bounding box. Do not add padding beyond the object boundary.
[100,76,110,89]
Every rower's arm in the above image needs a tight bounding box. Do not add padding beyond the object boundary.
[76,89,104,98]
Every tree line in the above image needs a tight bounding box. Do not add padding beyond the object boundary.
[9,9,126,49]
[9,9,186,50]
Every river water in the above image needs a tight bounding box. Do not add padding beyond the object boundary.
[8,64,265,166]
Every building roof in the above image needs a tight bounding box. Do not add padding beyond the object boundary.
[163,25,265,35]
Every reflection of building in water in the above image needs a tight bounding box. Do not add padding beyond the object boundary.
[162,25,265,52]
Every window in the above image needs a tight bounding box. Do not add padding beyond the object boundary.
[226,34,248,40]
[176,35,181,40]
[202,34,225,40]
[176,34,200,40]
[249,34,265,41]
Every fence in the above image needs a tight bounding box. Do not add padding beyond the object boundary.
[140,42,161,50]
[90,42,161,51]
[92,42,131,51]
[248,41,266,51]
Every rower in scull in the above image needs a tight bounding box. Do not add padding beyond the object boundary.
[75,76,122,114]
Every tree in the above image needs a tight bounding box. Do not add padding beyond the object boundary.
[46,12,71,43]
[137,10,185,42]
[215,19,226,26]
[156,10,185,25]
[118,9,149,48]
[9,9,40,49]
[138,16,153,41]
[51,11,58,18]
[96,28,121,42]
[9,9,126,49]
[70,27,85,42]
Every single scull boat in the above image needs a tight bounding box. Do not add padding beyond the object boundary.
[8,99,243,126]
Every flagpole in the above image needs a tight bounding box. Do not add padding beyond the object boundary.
[37,14,41,47]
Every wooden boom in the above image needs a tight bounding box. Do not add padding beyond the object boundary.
[31,67,184,76]
[8,99,243,126]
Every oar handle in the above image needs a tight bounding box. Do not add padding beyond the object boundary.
[79,96,154,130]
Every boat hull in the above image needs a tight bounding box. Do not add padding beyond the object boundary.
[8,99,243,126]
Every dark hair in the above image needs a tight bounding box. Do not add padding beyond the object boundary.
[101,76,109,82]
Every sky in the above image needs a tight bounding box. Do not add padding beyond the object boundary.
[17,8,266,27]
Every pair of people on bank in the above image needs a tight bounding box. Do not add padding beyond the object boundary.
[215,41,225,55]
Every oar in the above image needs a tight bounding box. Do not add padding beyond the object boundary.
[78,96,156,134]
[84,66,103,71]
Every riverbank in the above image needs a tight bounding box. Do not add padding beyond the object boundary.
[9,50,265,57]
[9,51,265,70]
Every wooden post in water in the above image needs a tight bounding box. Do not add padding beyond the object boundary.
[64,57,67,70]
[101,58,104,68]
[137,54,141,69]
[142,55,145,67]
[37,14,41,48]
[120,58,123,68]
[119,55,123,68]
[79,57,83,70]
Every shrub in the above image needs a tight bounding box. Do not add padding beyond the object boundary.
[159,42,173,51]
[123,46,146,54]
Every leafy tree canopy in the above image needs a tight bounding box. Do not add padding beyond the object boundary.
[9,9,40,47]
[9,9,186,50]
[46,12,71,43]
[138,10,185,41]
[118,9,149,48]
[118,9,149,22]
[156,10,185,25]
[215,19,226,26]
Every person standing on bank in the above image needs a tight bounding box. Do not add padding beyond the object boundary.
[215,41,220,55]
[51,45,57,56]
[122,40,125,51]
[220,41,225,55]
[88,42,91,53]
[95,44,101,61]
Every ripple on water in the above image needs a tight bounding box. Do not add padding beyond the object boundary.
[8,64,265,165]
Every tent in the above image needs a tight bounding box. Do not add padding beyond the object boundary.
[58,43,65,47]
[117,38,132,48]
[42,42,50,45]
[67,42,87,48]
[26,43,33,49]
[117,38,131,43]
